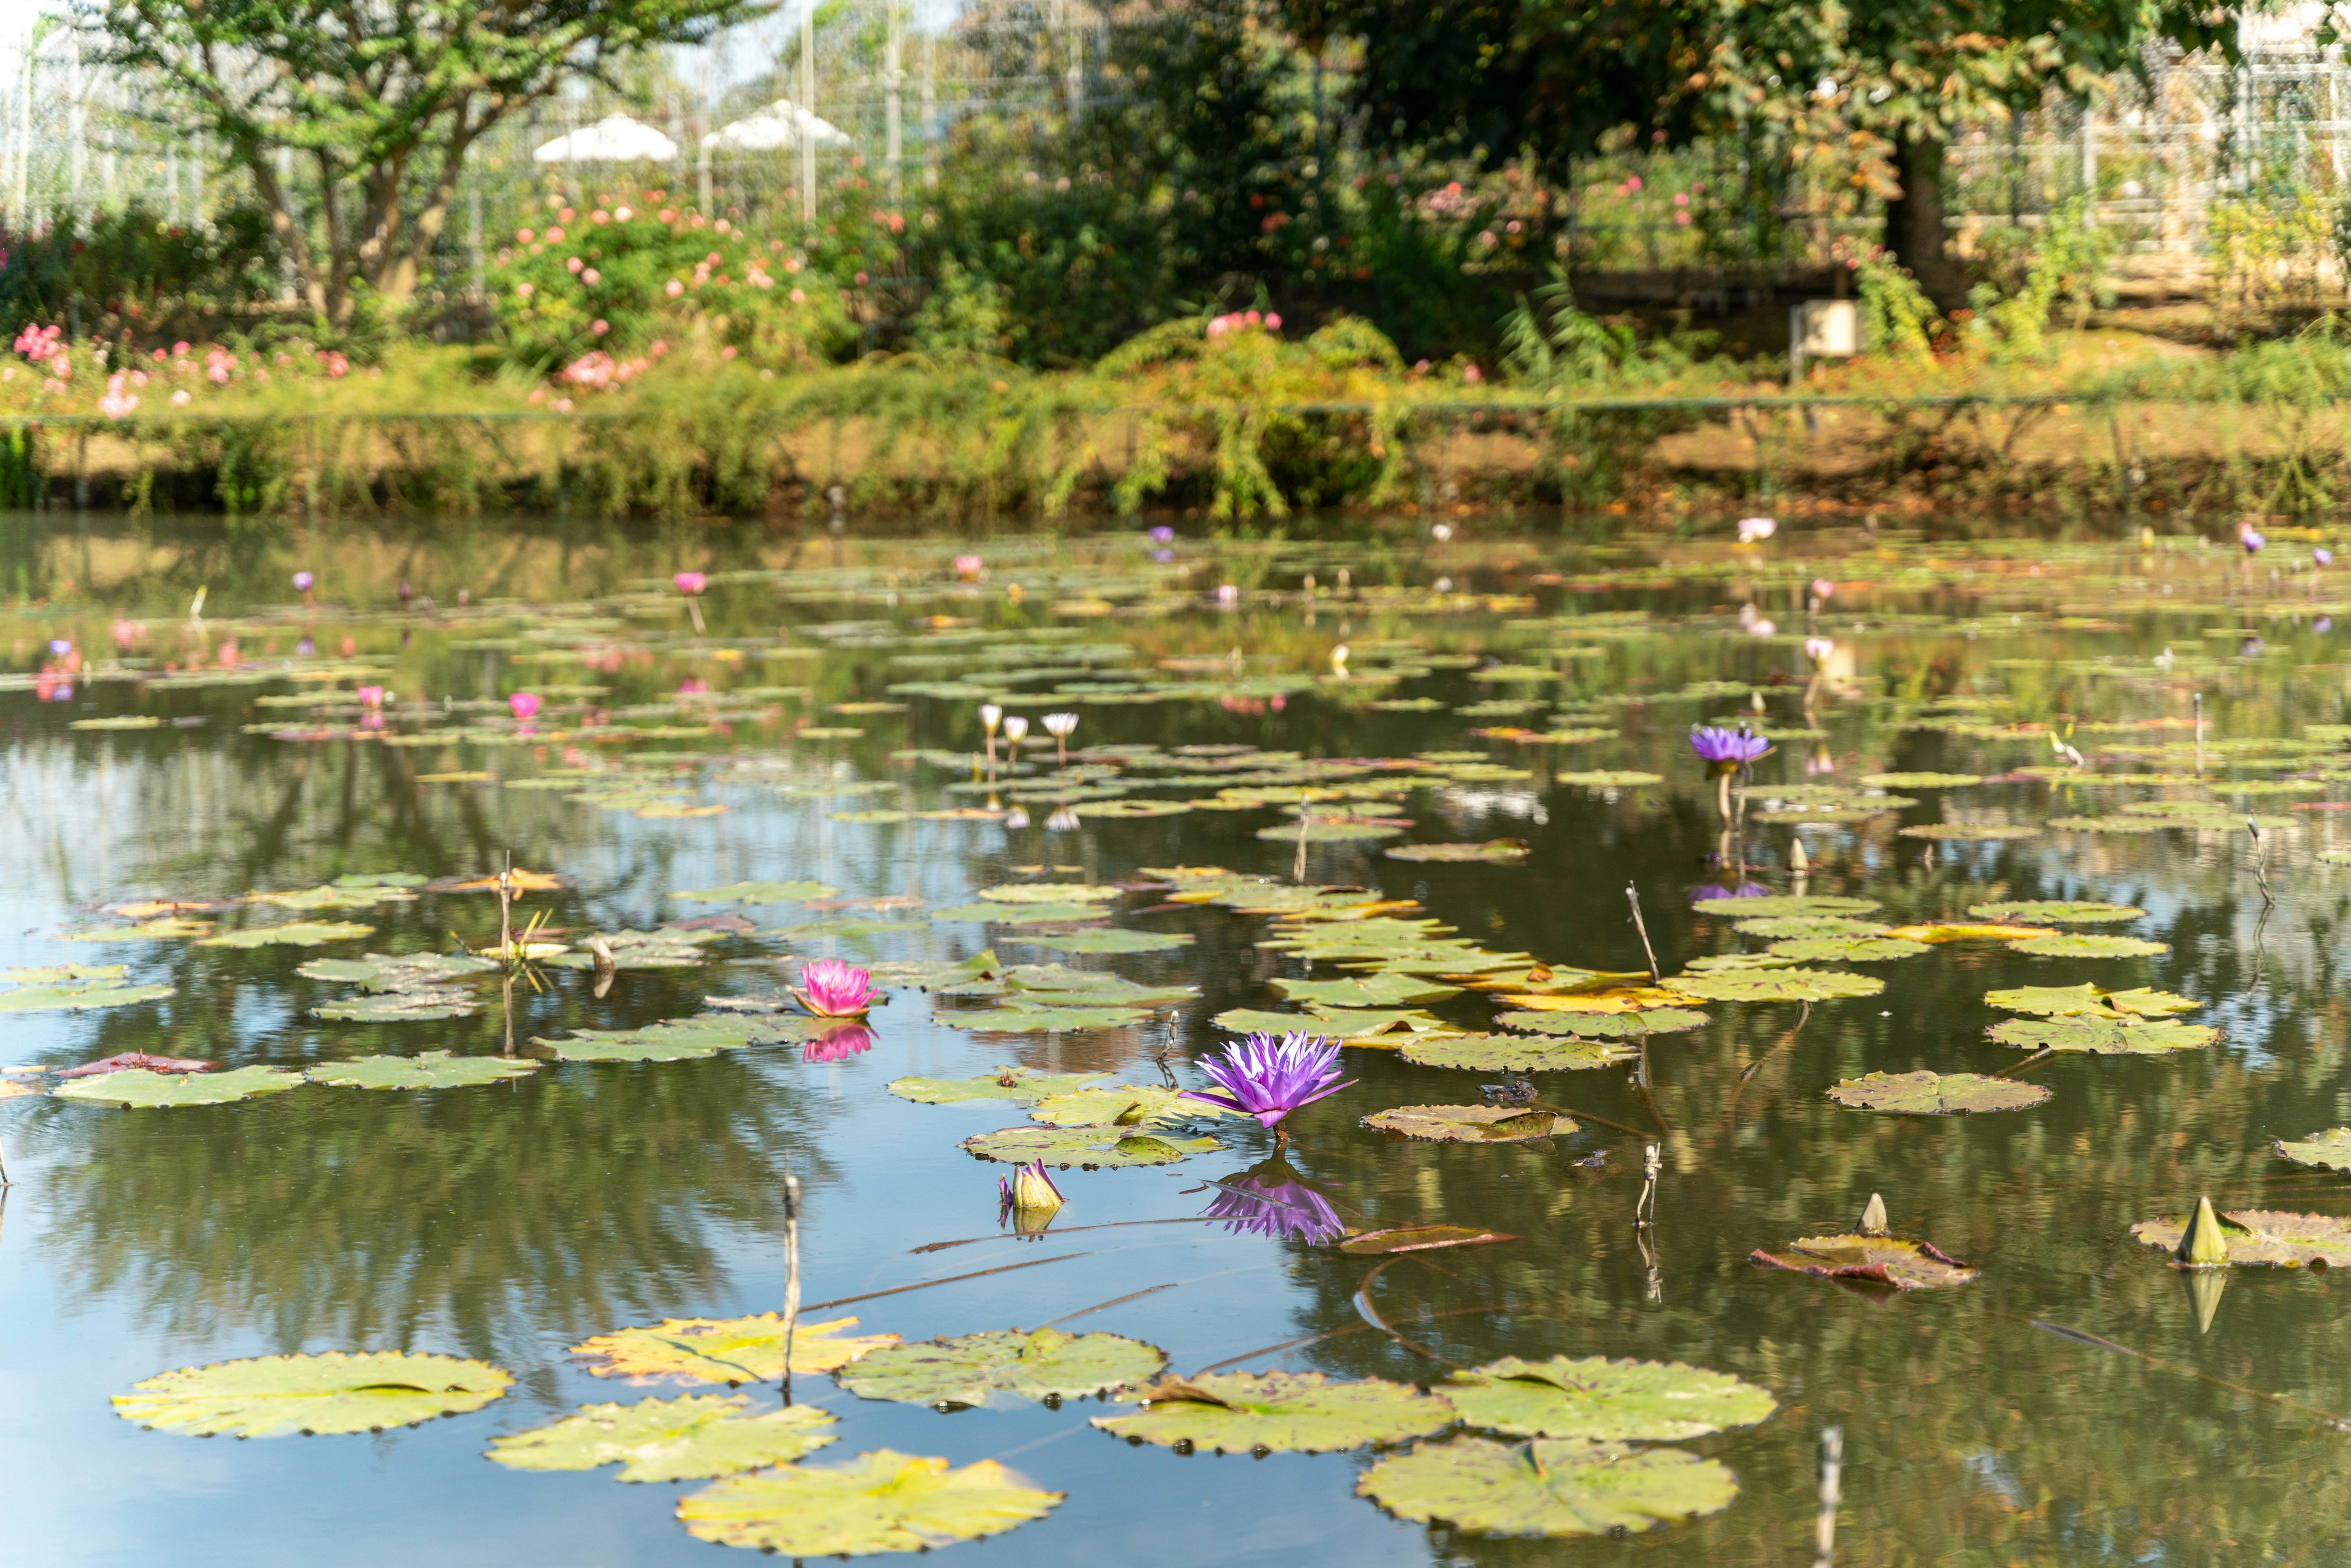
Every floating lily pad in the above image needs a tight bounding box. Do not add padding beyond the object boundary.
[197,920,375,948]
[1028,1085,1232,1127]
[1553,770,1663,787]
[1494,1008,1708,1037]
[1896,823,2037,842]
[1752,806,1892,825]
[1967,900,2147,925]
[942,1004,1150,1033]
[2050,816,2178,835]
[672,880,840,904]
[1764,936,1933,962]
[1861,771,1984,788]
[1255,821,1406,843]
[486,1396,838,1482]
[2274,1129,2351,1171]
[1362,1105,1573,1142]
[1729,916,1891,939]
[1384,840,1530,863]
[2129,1209,2351,1267]
[298,951,500,989]
[249,883,418,911]
[52,1065,305,1108]
[1750,1234,1978,1289]
[838,1328,1167,1407]
[1400,1034,1638,1071]
[113,1351,512,1438]
[64,917,215,941]
[1667,969,1885,1002]
[887,1067,1111,1105]
[1983,983,2197,1017]
[1987,1016,2218,1054]
[1690,895,1879,917]
[1826,1071,2051,1114]
[1070,798,1193,818]
[306,1052,540,1091]
[313,990,480,1021]
[1013,928,1194,954]
[977,882,1125,904]
[1440,1356,1775,1441]
[534,1030,723,1062]
[572,1315,898,1386]
[0,977,173,1012]
[1359,1436,1738,1537]
[676,1450,1062,1556]
[1092,1371,1453,1453]
[2007,932,2170,958]
[1273,973,1461,1008]
[961,1126,1221,1168]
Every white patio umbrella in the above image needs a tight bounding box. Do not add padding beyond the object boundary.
[702,98,853,152]
[533,115,680,165]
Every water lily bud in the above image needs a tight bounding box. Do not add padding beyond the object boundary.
[2175,1195,2230,1268]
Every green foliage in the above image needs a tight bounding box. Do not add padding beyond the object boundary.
[0,205,280,341]
[1965,195,2118,364]
[1856,255,1939,357]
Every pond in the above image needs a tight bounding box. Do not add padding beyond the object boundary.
[3,520,2347,1565]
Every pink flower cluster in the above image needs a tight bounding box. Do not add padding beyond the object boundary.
[99,372,140,420]
[1207,310,1281,338]
[14,324,62,364]
[558,351,650,391]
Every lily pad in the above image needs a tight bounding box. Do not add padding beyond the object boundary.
[672,880,841,905]
[1690,895,1879,917]
[313,990,481,1021]
[1826,1071,2052,1114]
[1273,973,1461,1007]
[1027,1084,1232,1127]
[1984,983,2197,1017]
[1255,820,1406,843]
[297,952,500,989]
[1861,771,1984,788]
[1440,1356,1775,1441]
[838,1328,1167,1407]
[2274,1128,2351,1171]
[0,978,173,1012]
[486,1396,838,1482]
[64,917,216,941]
[1400,1034,1638,1071]
[1553,770,1664,787]
[1362,1105,1573,1141]
[887,1067,1111,1105]
[1358,1437,1738,1537]
[1667,969,1886,1002]
[2006,932,2170,958]
[1967,900,2147,925]
[1895,823,2037,842]
[113,1351,512,1438]
[942,1004,1150,1033]
[961,1126,1221,1168]
[1750,1234,1979,1290]
[676,1450,1062,1556]
[977,882,1125,904]
[1092,1371,1453,1453]
[52,1065,305,1108]
[1987,1016,2218,1054]
[249,883,418,911]
[1729,915,1891,939]
[1013,928,1194,954]
[197,920,375,948]
[2129,1209,2351,1268]
[1384,840,1531,863]
[572,1315,898,1386]
[1764,936,1933,962]
[1494,1008,1708,1037]
[1070,798,1193,818]
[306,1052,540,1091]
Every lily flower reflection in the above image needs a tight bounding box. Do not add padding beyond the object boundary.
[1690,881,1769,904]
[801,1024,874,1064]
[1202,1160,1344,1244]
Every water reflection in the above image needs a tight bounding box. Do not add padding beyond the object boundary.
[1201,1159,1346,1245]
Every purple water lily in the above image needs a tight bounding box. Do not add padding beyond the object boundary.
[2241,526,2268,553]
[1182,1032,1352,1142]
[1689,726,1771,774]
[1202,1160,1345,1244]
[2317,547,2335,568]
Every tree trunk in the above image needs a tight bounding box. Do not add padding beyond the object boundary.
[1883,130,1954,299]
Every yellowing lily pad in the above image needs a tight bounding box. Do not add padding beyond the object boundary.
[1826,1071,2052,1114]
[1440,1356,1775,1441]
[2275,1128,2351,1171]
[1861,771,1984,788]
[1092,1371,1454,1453]
[1358,1437,1739,1537]
[976,882,1124,904]
[1027,1085,1232,1127]
[2007,933,2170,958]
[306,1052,540,1091]
[113,1351,512,1438]
[837,1327,1167,1407]
[2129,1209,2351,1268]
[1400,1034,1638,1072]
[1750,1234,1978,1290]
[486,1395,837,1482]
[571,1315,898,1386]
[1896,823,2037,842]
[1255,820,1406,843]
[1967,900,2147,925]
[1494,1008,1708,1037]
[66,917,216,940]
[52,1065,304,1108]
[1384,839,1531,863]
[1362,1105,1575,1141]
[677,1450,1062,1556]
[961,1126,1221,1168]
[1667,969,1886,1003]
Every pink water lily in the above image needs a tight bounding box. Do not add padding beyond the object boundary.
[356,685,386,708]
[508,692,541,721]
[794,957,875,1018]
[673,571,707,596]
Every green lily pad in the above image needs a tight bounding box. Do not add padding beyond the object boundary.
[1028,1084,1232,1126]
[1728,916,1891,939]
[307,1052,540,1091]
[677,1450,1062,1556]
[0,978,174,1011]
[1211,1007,1436,1040]
[1441,1356,1775,1441]
[1012,928,1194,954]
[1896,823,2037,842]
[1690,895,1880,917]
[888,1067,1111,1105]
[487,1396,838,1482]
[1362,1105,1574,1141]
[931,901,1108,925]
[2274,1128,2351,1171]
[838,1328,1167,1407]
[533,1031,722,1062]
[1750,1233,1979,1289]
[541,929,722,971]
[1553,770,1664,787]
[1826,1071,2052,1114]
[313,990,480,1021]
[1764,936,1933,962]
[941,1004,1151,1032]
[1400,1034,1639,1071]
[1273,973,1462,1007]
[674,879,843,907]
[1861,771,1984,788]
[333,872,428,889]
[571,1315,896,1385]
[1092,1371,1453,1453]
[113,1351,512,1438]
[1358,1437,1738,1537]
[1494,1008,1708,1037]
[828,807,906,822]
[1983,983,2197,1016]
[197,920,375,948]
[977,882,1125,904]
[53,1065,305,1107]
[1255,820,1406,843]
[248,883,417,911]
[2050,816,2180,834]
[1967,900,2147,925]
[2130,1209,2351,1267]
[1384,840,1531,863]
[297,952,501,988]
[2006,933,2170,958]
[1752,806,1892,825]
[1070,798,1193,818]
[1987,1016,2218,1054]
[961,1125,1221,1168]
[65,918,216,941]
[1667,969,1886,1002]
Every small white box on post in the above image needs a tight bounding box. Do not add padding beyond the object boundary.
[1789,299,1860,386]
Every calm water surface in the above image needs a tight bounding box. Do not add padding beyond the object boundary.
[2,523,2347,1565]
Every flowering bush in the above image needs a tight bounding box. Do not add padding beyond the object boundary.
[487,191,858,374]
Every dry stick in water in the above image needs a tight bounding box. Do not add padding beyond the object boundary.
[780,1163,801,1405]
[2023,1313,2351,1431]
[1294,807,1311,884]
[1635,1143,1662,1229]
[1625,885,1662,984]
[1995,1047,2057,1079]
[2249,819,2277,907]
[804,1251,1090,1312]
[1813,1425,1845,1567]
[1726,1002,1813,1119]
[1351,1258,1462,1368]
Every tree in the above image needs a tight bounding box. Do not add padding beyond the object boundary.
[74,0,757,324]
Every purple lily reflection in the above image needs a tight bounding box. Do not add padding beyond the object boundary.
[801,1024,875,1063]
[1691,881,1771,904]
[1181,1032,1352,1142]
[1202,1160,1346,1244]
